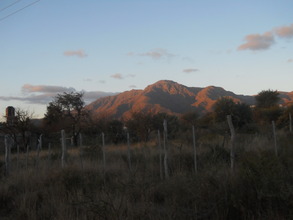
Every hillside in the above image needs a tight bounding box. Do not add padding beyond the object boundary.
[86,80,292,119]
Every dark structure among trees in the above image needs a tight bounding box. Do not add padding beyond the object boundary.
[6,106,15,125]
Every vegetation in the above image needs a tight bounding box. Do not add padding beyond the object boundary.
[1,90,293,219]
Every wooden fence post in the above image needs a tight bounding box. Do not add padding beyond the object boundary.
[157,130,163,180]
[61,130,66,168]
[227,115,235,171]
[272,121,278,156]
[163,119,169,179]
[36,134,43,168]
[192,125,197,173]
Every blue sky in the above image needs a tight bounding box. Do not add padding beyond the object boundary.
[0,0,293,120]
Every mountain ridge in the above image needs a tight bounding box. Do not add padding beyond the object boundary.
[85,80,293,119]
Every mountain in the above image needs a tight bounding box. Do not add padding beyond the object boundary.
[85,80,292,119]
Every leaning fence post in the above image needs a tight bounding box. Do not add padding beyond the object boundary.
[192,125,198,173]
[4,135,11,176]
[272,121,278,156]
[157,130,163,180]
[227,115,235,171]
[61,130,67,168]
[163,119,169,179]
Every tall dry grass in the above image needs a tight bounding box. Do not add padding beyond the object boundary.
[1,131,293,219]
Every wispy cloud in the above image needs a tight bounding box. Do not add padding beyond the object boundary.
[129,85,137,89]
[183,68,199,73]
[110,73,135,80]
[288,59,293,63]
[128,48,175,60]
[22,84,75,94]
[238,32,275,51]
[110,73,123,79]
[0,84,118,106]
[64,49,87,58]
[275,23,293,38]
[83,78,93,82]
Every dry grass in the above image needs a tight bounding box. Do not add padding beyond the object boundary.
[1,132,293,219]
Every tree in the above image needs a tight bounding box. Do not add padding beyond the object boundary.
[126,112,153,142]
[0,108,34,151]
[152,113,179,139]
[255,90,280,108]
[213,97,236,123]
[44,92,87,146]
[213,97,252,129]
[254,90,282,125]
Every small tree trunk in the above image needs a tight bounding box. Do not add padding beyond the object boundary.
[192,125,197,173]
[163,119,169,179]
[157,130,163,180]
[227,115,235,172]
[272,121,278,156]
[61,130,67,168]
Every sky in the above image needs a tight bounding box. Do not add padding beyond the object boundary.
[0,0,293,121]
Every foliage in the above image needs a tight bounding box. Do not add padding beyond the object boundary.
[44,92,87,146]
[255,89,280,108]
[0,108,36,151]
[1,133,293,219]
[126,112,153,142]
[152,112,179,139]
[212,97,252,129]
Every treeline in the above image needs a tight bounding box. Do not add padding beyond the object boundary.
[1,89,292,148]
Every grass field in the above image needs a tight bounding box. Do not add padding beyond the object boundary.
[1,131,293,219]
